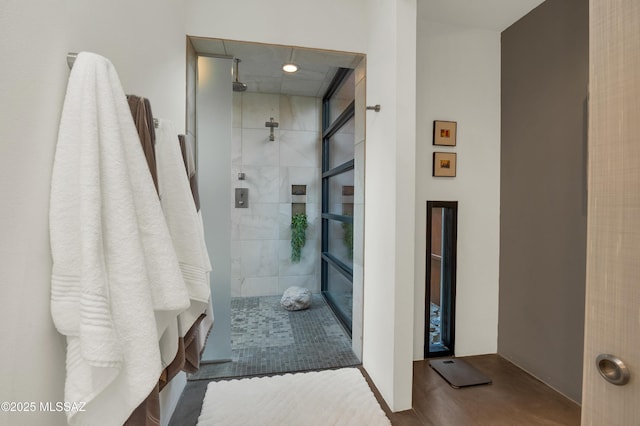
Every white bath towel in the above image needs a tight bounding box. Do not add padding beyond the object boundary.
[49,52,190,426]
[155,118,212,339]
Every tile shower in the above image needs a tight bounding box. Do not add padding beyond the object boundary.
[196,53,363,374]
[230,92,322,297]
[192,90,359,380]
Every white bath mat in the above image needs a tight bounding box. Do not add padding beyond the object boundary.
[197,368,392,426]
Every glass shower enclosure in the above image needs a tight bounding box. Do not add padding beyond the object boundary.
[321,68,355,332]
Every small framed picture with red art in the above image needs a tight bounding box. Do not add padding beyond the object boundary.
[433,120,457,146]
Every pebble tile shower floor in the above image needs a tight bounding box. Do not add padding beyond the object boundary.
[189,294,360,380]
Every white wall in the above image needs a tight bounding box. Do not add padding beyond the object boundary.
[0,1,189,424]
[186,0,368,54]
[362,0,417,411]
[0,2,68,425]
[413,17,501,358]
[66,0,187,132]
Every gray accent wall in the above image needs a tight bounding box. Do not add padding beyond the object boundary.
[499,0,588,403]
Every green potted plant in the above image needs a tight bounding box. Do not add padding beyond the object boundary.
[290,213,308,263]
[342,220,353,260]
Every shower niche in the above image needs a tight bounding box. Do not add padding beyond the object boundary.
[292,185,306,215]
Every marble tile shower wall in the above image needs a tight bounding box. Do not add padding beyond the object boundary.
[231,92,322,297]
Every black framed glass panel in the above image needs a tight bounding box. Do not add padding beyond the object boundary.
[324,262,353,328]
[328,73,355,123]
[327,169,354,215]
[329,117,355,169]
[322,67,355,333]
[328,218,354,269]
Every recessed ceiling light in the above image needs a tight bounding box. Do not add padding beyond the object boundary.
[282,63,298,73]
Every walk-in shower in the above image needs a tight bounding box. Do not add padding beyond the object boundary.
[191,37,366,379]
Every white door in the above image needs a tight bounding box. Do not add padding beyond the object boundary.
[582,0,640,424]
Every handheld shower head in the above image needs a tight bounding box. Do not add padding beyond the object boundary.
[232,58,247,92]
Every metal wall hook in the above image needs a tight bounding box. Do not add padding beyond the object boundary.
[366,105,381,112]
[67,52,78,70]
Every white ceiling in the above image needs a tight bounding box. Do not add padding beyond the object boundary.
[190,37,363,97]
[190,1,545,96]
[419,0,546,31]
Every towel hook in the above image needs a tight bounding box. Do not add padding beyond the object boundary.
[67,52,78,70]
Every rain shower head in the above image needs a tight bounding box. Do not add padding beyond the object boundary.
[232,58,247,92]
[233,81,247,92]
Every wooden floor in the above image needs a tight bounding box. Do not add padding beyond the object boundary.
[364,355,581,426]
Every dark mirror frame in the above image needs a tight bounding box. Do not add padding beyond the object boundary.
[425,200,458,358]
